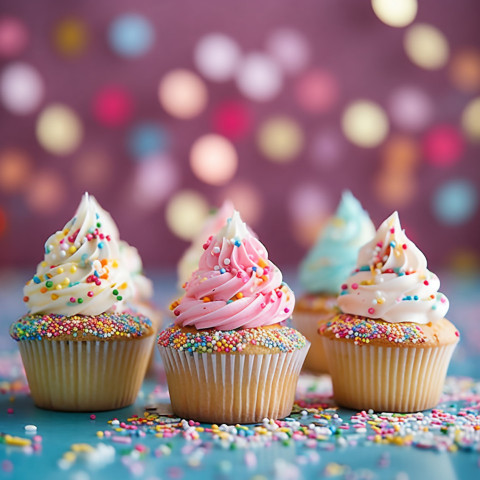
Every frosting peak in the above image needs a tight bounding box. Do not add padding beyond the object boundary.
[24,193,133,316]
[337,211,449,324]
[215,210,250,242]
[172,210,295,330]
[177,200,234,288]
[299,191,375,294]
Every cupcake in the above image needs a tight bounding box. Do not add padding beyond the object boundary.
[320,212,459,412]
[10,193,155,411]
[158,211,309,424]
[177,200,234,288]
[293,191,375,373]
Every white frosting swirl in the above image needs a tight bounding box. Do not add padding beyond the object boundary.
[90,196,153,303]
[337,212,449,324]
[24,193,133,315]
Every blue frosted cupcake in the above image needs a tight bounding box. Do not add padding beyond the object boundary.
[293,191,375,373]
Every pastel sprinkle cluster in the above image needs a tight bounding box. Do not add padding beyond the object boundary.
[321,314,427,345]
[10,313,152,341]
[158,326,306,353]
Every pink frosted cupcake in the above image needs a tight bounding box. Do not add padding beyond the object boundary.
[158,211,309,423]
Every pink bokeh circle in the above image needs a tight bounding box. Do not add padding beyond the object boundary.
[294,69,339,113]
[0,16,28,57]
[93,86,133,127]
[212,101,251,140]
[423,124,465,166]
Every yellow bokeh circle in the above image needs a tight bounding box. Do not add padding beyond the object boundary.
[404,23,449,70]
[257,116,304,162]
[371,0,417,28]
[36,104,83,155]
[166,190,210,241]
[461,97,480,142]
[342,100,389,148]
[53,17,88,56]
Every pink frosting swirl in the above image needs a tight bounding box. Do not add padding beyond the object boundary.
[173,211,295,330]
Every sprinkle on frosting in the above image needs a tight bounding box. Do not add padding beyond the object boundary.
[172,210,295,330]
[10,312,152,341]
[299,191,375,295]
[177,201,235,288]
[23,193,133,316]
[337,211,449,324]
[158,326,306,353]
[320,314,428,346]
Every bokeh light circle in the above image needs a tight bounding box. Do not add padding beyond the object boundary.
[423,125,464,166]
[289,184,332,247]
[194,33,241,82]
[449,49,480,93]
[257,116,304,162]
[219,182,262,226]
[158,69,207,120]
[72,149,113,188]
[294,69,339,113]
[128,123,169,158]
[36,104,83,155]
[236,53,282,102]
[309,129,344,169]
[433,179,478,226]
[25,170,67,214]
[0,62,44,115]
[381,135,419,173]
[0,206,6,237]
[0,148,31,193]
[132,155,180,209]
[190,134,238,186]
[461,97,480,142]
[212,101,251,139]
[388,86,433,132]
[342,100,389,148]
[404,23,449,70]
[166,190,210,241]
[93,86,133,127]
[375,171,417,208]
[108,14,154,57]
[0,16,28,57]
[53,17,88,57]
[371,0,417,28]
[265,28,310,75]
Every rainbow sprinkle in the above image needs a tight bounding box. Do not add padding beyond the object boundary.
[321,314,428,345]
[10,312,152,341]
[158,325,307,353]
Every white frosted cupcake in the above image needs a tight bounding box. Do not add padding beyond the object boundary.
[10,193,155,411]
[320,212,459,412]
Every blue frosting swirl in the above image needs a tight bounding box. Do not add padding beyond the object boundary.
[299,191,375,294]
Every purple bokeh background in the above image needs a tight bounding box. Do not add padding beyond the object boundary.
[0,0,479,273]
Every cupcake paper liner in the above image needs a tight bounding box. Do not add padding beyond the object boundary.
[19,335,155,411]
[292,311,332,374]
[322,338,457,412]
[159,345,309,424]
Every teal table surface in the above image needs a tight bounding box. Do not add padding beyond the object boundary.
[1,269,479,480]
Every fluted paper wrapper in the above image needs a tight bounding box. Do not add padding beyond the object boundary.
[18,335,155,411]
[292,312,331,374]
[322,338,457,412]
[159,345,309,424]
